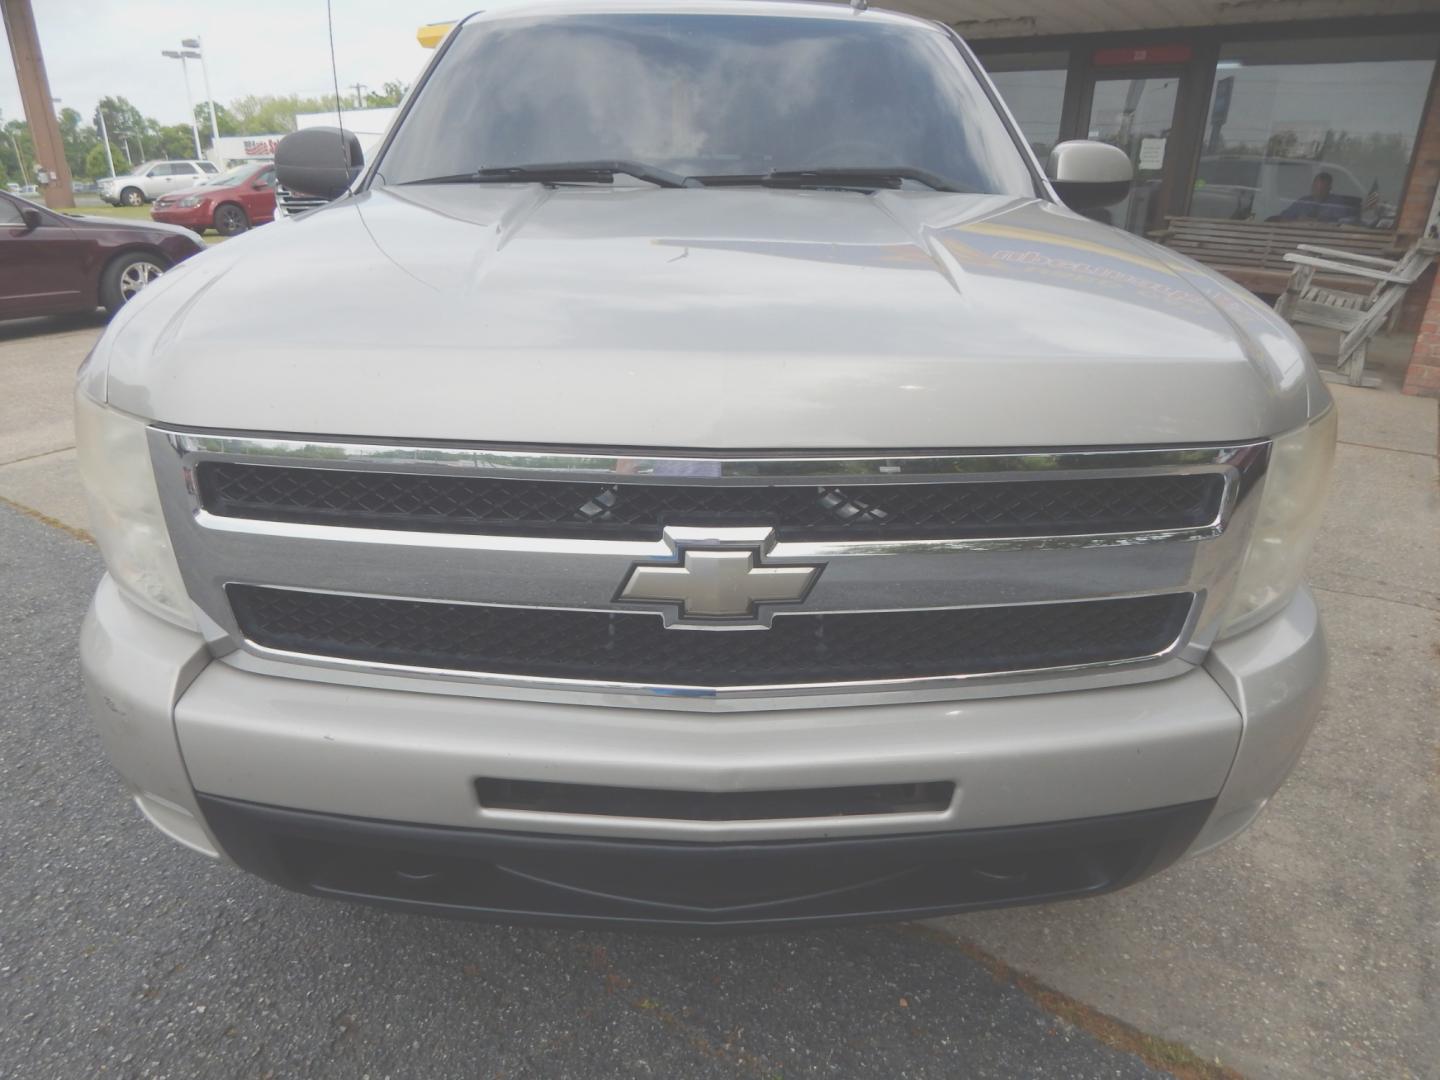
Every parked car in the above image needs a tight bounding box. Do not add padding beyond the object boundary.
[97,159,219,207]
[76,0,1335,930]
[151,162,278,236]
[0,190,204,319]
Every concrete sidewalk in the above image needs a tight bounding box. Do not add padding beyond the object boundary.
[2,317,1437,1078]
[0,314,103,535]
[937,386,1440,1079]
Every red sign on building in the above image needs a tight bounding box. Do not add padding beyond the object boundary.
[1093,45,1193,66]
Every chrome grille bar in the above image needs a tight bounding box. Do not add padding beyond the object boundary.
[149,429,1269,708]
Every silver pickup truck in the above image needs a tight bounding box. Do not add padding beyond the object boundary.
[77,0,1335,930]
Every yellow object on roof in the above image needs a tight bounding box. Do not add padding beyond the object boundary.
[417,21,455,48]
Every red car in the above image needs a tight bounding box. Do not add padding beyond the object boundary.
[0,190,205,319]
[151,162,278,237]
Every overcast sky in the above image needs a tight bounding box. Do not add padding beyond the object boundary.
[0,0,443,128]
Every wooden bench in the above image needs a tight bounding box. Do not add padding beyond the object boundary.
[1150,218,1399,296]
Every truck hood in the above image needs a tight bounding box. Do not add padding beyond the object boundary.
[99,185,1322,448]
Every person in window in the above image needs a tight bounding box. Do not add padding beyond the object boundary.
[1268,171,1356,224]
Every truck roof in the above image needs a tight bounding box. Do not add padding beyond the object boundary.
[455,0,941,34]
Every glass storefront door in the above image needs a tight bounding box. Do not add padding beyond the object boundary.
[1085,72,1182,234]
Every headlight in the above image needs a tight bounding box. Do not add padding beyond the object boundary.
[178,195,203,208]
[1220,408,1337,637]
[75,391,197,629]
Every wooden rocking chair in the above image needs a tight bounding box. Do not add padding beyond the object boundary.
[1273,239,1437,387]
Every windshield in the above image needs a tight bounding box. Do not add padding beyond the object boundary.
[203,166,255,187]
[374,13,1034,194]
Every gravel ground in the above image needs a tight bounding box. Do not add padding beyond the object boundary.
[0,502,1169,1080]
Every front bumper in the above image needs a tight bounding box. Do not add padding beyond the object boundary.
[80,577,1327,926]
[151,205,209,229]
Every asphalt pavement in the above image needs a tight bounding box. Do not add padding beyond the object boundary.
[0,503,1178,1079]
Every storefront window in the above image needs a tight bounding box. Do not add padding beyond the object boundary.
[983,52,1069,161]
[1193,35,1438,228]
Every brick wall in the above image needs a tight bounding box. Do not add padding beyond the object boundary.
[1403,63,1440,397]
[1403,289,1440,395]
[1398,108,1440,239]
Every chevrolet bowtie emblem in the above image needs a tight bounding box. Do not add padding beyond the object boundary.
[617,527,822,627]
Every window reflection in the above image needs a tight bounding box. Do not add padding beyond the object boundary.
[983,54,1068,161]
[1194,36,1438,228]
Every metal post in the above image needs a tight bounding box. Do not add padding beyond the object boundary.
[180,56,201,158]
[183,37,220,150]
[1,0,75,207]
[96,108,116,178]
[162,48,203,158]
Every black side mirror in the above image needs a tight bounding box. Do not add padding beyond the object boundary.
[1046,141,1134,211]
[275,127,364,201]
[20,207,43,231]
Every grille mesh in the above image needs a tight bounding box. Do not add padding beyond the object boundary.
[197,463,1224,541]
[228,585,1193,687]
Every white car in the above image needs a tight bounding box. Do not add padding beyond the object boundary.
[1191,156,1383,225]
[97,160,219,207]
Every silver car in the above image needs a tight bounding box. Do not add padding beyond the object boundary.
[97,159,218,206]
[76,0,1335,930]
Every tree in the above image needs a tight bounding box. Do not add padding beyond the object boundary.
[362,81,408,108]
[227,93,338,135]
[84,141,124,179]
[156,124,199,160]
[1,119,33,185]
[58,106,100,179]
[94,96,155,161]
[195,101,240,138]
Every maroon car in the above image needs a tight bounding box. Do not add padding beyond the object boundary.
[0,191,204,319]
[151,162,278,236]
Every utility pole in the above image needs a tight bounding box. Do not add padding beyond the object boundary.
[96,108,116,178]
[350,83,367,109]
[181,37,220,150]
[1,0,75,207]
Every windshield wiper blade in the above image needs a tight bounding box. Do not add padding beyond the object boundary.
[692,167,961,193]
[401,160,690,189]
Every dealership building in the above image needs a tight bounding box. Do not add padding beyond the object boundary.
[885,0,1440,395]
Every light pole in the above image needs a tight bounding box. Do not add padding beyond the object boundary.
[180,37,220,151]
[5,130,30,186]
[95,108,116,178]
[160,48,203,158]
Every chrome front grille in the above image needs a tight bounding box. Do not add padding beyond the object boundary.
[150,431,1269,709]
[228,585,1195,689]
[195,461,1228,542]
[272,184,327,218]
